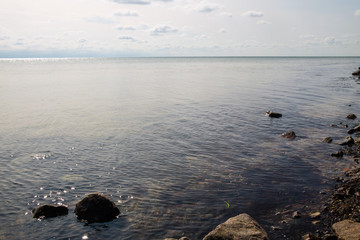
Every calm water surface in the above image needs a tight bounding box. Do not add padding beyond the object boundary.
[0,57,360,239]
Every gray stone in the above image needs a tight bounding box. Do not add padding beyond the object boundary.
[332,219,360,240]
[265,111,282,118]
[202,213,269,240]
[74,193,120,223]
[32,204,68,218]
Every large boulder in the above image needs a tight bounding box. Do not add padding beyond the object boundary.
[332,220,360,240]
[74,193,120,223]
[202,213,269,240]
[32,204,68,218]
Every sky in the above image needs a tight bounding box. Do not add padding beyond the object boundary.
[0,0,360,57]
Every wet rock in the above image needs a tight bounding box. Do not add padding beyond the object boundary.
[309,212,321,219]
[355,138,360,144]
[332,220,360,240]
[74,193,120,223]
[302,233,319,240]
[347,129,356,134]
[331,151,344,158]
[339,136,355,146]
[352,69,360,76]
[32,204,68,218]
[292,211,301,219]
[265,110,282,118]
[281,131,296,139]
[346,114,357,120]
[202,213,269,240]
[179,237,191,240]
[323,137,333,143]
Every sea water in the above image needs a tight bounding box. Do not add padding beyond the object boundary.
[0,57,359,239]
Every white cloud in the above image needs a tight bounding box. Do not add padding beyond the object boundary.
[242,11,264,18]
[355,9,360,17]
[85,16,114,24]
[219,28,226,33]
[188,1,222,13]
[110,0,150,5]
[151,25,178,36]
[118,36,136,41]
[257,20,271,25]
[220,12,233,18]
[114,10,139,17]
[116,26,137,31]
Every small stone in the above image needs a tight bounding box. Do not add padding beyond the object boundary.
[292,211,301,219]
[32,205,68,218]
[331,151,344,158]
[309,212,321,219]
[265,110,282,118]
[322,137,333,143]
[179,237,190,240]
[271,226,282,231]
[281,131,296,139]
[339,136,355,146]
[352,69,360,76]
[348,128,355,134]
[346,114,357,119]
[312,221,321,225]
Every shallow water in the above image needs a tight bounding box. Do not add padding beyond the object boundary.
[0,57,360,239]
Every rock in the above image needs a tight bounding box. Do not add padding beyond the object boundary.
[74,193,120,223]
[32,204,68,218]
[292,211,301,219]
[323,137,333,143]
[339,136,355,146]
[348,129,356,134]
[302,234,318,240]
[179,237,191,240]
[331,151,344,158]
[352,69,360,76]
[332,220,360,240]
[355,138,360,144]
[265,111,282,118]
[346,114,357,120]
[309,212,321,219]
[202,213,269,240]
[281,131,296,139]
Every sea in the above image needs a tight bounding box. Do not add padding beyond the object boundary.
[0,57,359,240]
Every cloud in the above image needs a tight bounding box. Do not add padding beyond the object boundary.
[114,10,139,17]
[151,25,178,36]
[118,36,136,41]
[110,0,150,4]
[78,39,87,44]
[116,26,136,31]
[219,28,226,33]
[110,0,172,4]
[324,36,341,45]
[355,9,360,17]
[257,20,271,25]
[242,11,264,18]
[187,1,222,13]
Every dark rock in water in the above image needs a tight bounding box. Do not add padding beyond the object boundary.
[292,211,301,219]
[348,128,356,134]
[281,131,296,139]
[322,137,333,143]
[32,205,68,218]
[352,69,360,75]
[74,193,120,223]
[347,126,360,134]
[339,136,355,146]
[265,110,282,118]
[331,151,344,158]
[202,213,269,240]
[346,114,357,119]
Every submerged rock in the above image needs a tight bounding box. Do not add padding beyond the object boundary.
[332,220,360,240]
[281,131,296,139]
[352,69,360,76]
[202,213,269,240]
[265,111,282,118]
[339,136,355,146]
[331,151,344,158]
[74,193,120,223]
[322,137,333,143]
[346,114,357,120]
[32,204,68,218]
